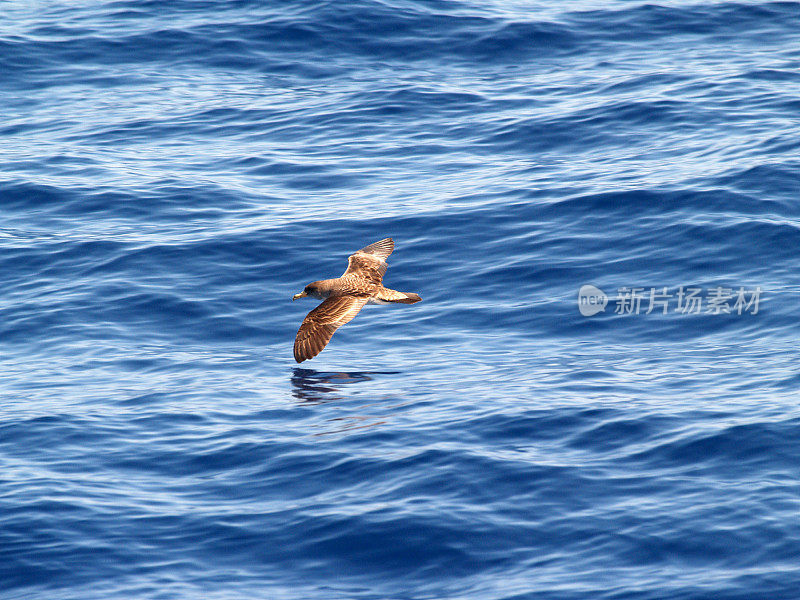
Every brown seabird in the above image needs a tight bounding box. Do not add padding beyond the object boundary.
[292,238,421,362]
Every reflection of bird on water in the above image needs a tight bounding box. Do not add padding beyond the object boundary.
[290,368,398,403]
[291,238,421,362]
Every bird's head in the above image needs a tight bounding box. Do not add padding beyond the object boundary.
[293,282,321,301]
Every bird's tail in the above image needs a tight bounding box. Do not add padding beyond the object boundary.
[376,287,422,304]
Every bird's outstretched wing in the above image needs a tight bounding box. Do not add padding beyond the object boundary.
[294,296,369,362]
[342,238,394,285]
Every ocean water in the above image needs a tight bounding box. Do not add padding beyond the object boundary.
[2,1,800,598]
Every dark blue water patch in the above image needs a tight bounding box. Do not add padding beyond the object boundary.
[619,418,800,521]
[713,163,800,203]
[743,67,800,83]
[477,406,619,444]
[1,3,488,77]
[594,72,691,96]
[756,135,800,157]
[0,180,256,222]
[4,0,800,93]
[0,180,81,212]
[460,19,581,61]
[476,98,744,155]
[567,2,800,44]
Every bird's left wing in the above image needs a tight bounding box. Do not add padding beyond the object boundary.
[294,296,369,362]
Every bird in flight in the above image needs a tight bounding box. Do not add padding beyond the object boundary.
[292,238,421,362]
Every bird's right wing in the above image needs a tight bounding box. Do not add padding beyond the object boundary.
[342,238,394,285]
[356,238,394,260]
[294,296,369,362]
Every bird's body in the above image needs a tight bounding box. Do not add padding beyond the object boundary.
[292,238,421,362]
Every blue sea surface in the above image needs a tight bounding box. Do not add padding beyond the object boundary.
[2,1,800,598]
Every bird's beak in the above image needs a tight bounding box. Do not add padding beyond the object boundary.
[292,291,307,301]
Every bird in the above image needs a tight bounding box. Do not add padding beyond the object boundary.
[292,238,421,362]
